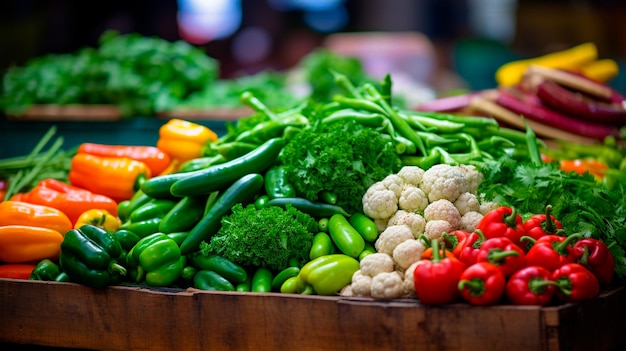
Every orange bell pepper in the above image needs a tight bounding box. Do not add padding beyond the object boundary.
[157,119,218,163]
[11,178,118,226]
[69,154,152,202]
[0,200,73,234]
[0,225,63,263]
[0,263,37,279]
[74,208,121,232]
[559,159,608,179]
[77,143,172,176]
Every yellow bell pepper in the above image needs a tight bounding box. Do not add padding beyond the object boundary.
[496,42,598,87]
[74,209,121,232]
[157,119,218,163]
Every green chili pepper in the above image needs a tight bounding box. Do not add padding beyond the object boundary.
[266,197,350,218]
[188,253,248,284]
[298,254,360,296]
[112,229,141,262]
[129,198,177,223]
[328,213,365,258]
[119,189,153,222]
[240,91,280,120]
[401,148,442,169]
[264,165,297,199]
[126,232,185,287]
[359,242,377,261]
[179,154,227,173]
[321,109,388,129]
[193,270,235,291]
[159,196,206,234]
[271,266,300,290]
[59,225,127,288]
[235,115,309,145]
[119,217,162,238]
[251,267,273,293]
[309,232,334,260]
[235,274,252,292]
[254,194,270,210]
[348,212,379,242]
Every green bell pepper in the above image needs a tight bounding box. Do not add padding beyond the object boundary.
[298,254,359,295]
[59,224,128,288]
[30,258,70,282]
[126,232,185,287]
[264,165,296,199]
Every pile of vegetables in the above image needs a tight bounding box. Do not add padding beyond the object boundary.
[0,68,624,309]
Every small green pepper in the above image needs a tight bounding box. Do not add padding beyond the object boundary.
[188,253,248,284]
[59,225,127,288]
[193,270,235,291]
[264,165,297,199]
[112,229,141,262]
[251,267,273,293]
[119,218,162,238]
[126,233,185,287]
[298,254,359,295]
[30,259,65,281]
[129,198,177,223]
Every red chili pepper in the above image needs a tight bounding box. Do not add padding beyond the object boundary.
[572,238,615,286]
[524,234,581,272]
[552,263,600,302]
[475,237,526,277]
[475,206,526,248]
[456,230,487,266]
[457,262,506,306]
[0,263,37,280]
[521,204,563,251]
[413,239,466,305]
[505,265,559,305]
[442,230,470,258]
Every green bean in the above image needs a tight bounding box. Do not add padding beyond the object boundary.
[240,91,279,120]
[399,112,464,133]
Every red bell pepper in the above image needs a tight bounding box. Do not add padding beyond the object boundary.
[442,230,470,258]
[413,239,466,305]
[457,262,506,306]
[0,263,37,280]
[475,237,526,277]
[552,263,600,302]
[505,265,559,305]
[572,238,615,286]
[456,230,487,266]
[475,206,526,249]
[524,234,581,272]
[521,204,563,251]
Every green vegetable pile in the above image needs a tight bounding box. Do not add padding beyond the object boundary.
[1,31,219,116]
[200,203,318,271]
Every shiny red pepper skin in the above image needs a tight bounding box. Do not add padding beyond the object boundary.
[524,234,581,272]
[475,237,526,277]
[552,263,600,302]
[413,240,466,305]
[456,230,486,266]
[475,206,526,249]
[458,262,506,306]
[521,204,563,252]
[442,230,470,258]
[572,238,615,286]
[506,265,558,305]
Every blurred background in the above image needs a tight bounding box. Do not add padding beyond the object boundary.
[1,0,626,94]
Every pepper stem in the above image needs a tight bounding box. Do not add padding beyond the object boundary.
[487,249,519,265]
[458,278,486,297]
[528,277,560,295]
[503,207,519,228]
[542,204,557,234]
[553,233,583,256]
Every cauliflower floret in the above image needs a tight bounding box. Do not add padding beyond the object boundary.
[402,261,422,298]
[381,174,405,198]
[424,199,462,229]
[375,225,414,255]
[374,218,389,233]
[362,182,398,220]
[424,219,454,241]
[478,198,500,215]
[350,270,373,297]
[420,164,469,203]
[387,210,426,238]
[340,284,354,297]
[458,164,484,194]
[392,239,427,270]
[397,166,425,186]
[398,184,429,213]
[360,252,395,277]
[454,192,480,216]
[460,211,483,232]
[370,271,404,299]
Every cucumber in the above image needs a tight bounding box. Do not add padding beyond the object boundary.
[271,266,300,290]
[179,173,264,255]
[170,138,285,197]
[266,197,351,218]
[140,172,187,199]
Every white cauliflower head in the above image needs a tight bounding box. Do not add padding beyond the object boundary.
[424,199,462,229]
[360,252,395,277]
[402,261,424,298]
[387,210,426,238]
[420,164,469,203]
[350,270,373,297]
[454,192,480,216]
[397,166,425,186]
[458,164,484,194]
[460,211,484,232]
[479,198,501,215]
[362,182,398,220]
[381,174,405,198]
[424,219,454,241]
[392,238,427,270]
[375,225,414,255]
[370,271,404,299]
[398,184,429,213]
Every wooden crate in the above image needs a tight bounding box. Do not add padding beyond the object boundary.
[1,279,625,351]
